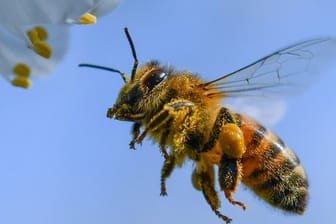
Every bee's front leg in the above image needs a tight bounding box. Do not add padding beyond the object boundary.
[130,100,194,146]
[129,100,194,194]
[129,122,142,149]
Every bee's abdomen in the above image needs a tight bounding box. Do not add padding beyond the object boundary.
[236,114,308,214]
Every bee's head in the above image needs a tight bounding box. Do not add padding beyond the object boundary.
[80,28,170,122]
[107,61,170,121]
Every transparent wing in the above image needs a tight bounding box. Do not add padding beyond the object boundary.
[225,98,287,127]
[200,37,336,126]
[202,37,336,98]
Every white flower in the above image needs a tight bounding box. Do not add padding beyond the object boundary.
[0,0,121,88]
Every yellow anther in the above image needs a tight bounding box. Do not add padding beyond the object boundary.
[33,41,52,58]
[27,29,39,43]
[27,26,48,44]
[79,13,97,24]
[11,63,32,88]
[11,76,32,88]
[12,63,30,77]
[34,26,48,40]
[27,27,52,58]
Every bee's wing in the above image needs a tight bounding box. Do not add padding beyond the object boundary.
[200,37,336,126]
[225,98,287,127]
[201,37,336,98]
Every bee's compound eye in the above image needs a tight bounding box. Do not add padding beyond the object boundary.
[144,71,168,90]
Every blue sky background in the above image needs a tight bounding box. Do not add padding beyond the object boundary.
[1,0,336,223]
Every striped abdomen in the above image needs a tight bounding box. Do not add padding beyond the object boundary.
[236,114,308,214]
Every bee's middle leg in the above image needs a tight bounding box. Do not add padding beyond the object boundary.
[130,100,194,194]
[196,169,232,223]
[160,153,175,196]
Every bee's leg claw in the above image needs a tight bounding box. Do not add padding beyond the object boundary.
[214,210,232,223]
[129,129,148,149]
[129,141,136,150]
[225,191,247,210]
[160,189,167,196]
[135,132,146,145]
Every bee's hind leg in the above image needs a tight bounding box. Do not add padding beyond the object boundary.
[219,156,247,210]
[203,107,247,210]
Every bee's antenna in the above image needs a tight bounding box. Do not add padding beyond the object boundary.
[79,63,128,83]
[124,27,138,81]
[79,28,138,83]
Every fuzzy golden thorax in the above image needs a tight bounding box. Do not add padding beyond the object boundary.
[110,60,222,124]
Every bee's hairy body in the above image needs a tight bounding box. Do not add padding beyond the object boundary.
[79,29,336,223]
[239,116,308,214]
[109,61,308,223]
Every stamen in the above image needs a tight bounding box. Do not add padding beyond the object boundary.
[26,29,39,43]
[11,63,32,88]
[26,27,52,58]
[34,26,48,40]
[79,13,97,24]
[12,63,30,77]
[33,41,52,58]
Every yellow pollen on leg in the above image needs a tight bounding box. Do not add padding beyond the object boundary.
[79,13,97,24]
[219,123,246,159]
[11,63,32,88]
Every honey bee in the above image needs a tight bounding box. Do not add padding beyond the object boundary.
[80,28,336,223]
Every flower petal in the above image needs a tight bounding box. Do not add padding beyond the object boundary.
[89,0,122,16]
[0,0,121,88]
[0,25,69,87]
